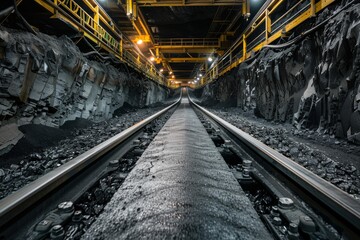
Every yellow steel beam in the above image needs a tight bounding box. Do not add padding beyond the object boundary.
[121,0,153,43]
[155,48,217,54]
[136,0,244,6]
[172,70,194,72]
[311,0,316,17]
[153,46,216,53]
[153,38,219,56]
[165,58,208,63]
[156,38,219,47]
[242,0,250,18]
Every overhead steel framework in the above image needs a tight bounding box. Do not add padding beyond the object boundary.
[26,0,337,88]
[120,0,250,86]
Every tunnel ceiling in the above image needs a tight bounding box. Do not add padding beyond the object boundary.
[99,1,248,82]
[11,0,266,83]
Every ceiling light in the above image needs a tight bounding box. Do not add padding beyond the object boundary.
[137,39,143,44]
[150,56,155,61]
[208,57,213,62]
[172,75,175,78]
[199,74,202,77]
[160,68,164,72]
[169,71,173,74]
[197,77,200,80]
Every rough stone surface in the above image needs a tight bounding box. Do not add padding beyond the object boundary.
[0,123,23,155]
[192,3,360,144]
[0,27,172,128]
[82,97,270,239]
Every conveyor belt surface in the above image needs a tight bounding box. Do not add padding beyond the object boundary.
[82,97,271,239]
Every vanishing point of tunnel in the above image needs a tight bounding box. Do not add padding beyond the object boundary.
[0,0,360,239]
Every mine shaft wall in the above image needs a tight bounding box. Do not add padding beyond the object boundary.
[0,28,174,128]
[193,3,360,144]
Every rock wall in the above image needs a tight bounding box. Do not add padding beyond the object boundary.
[193,2,360,144]
[0,27,172,128]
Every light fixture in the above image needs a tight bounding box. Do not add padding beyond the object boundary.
[197,77,200,80]
[172,75,175,78]
[199,73,202,77]
[160,68,164,72]
[208,57,213,62]
[150,56,155,61]
[169,71,173,74]
[188,81,191,84]
[137,39,143,45]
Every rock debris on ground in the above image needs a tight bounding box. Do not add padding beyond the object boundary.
[0,102,176,200]
[208,107,360,200]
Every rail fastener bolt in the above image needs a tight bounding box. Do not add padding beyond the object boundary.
[50,225,65,240]
[278,198,294,210]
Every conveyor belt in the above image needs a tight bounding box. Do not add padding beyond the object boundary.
[82,96,271,239]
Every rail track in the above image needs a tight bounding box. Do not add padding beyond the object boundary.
[0,97,180,239]
[190,96,360,239]
[0,89,359,239]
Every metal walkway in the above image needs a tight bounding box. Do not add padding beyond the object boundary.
[82,96,270,239]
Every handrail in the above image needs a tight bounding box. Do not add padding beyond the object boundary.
[32,0,166,85]
[155,38,219,47]
[199,0,337,87]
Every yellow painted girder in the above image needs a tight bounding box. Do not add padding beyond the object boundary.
[156,38,219,47]
[155,48,217,54]
[121,1,154,44]
[165,58,208,63]
[136,0,245,6]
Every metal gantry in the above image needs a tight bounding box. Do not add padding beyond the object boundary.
[26,0,337,88]
[121,0,251,87]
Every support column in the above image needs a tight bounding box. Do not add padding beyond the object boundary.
[265,9,271,43]
[242,34,246,61]
[310,0,316,17]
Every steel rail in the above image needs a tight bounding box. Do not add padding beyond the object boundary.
[189,97,360,233]
[0,97,180,229]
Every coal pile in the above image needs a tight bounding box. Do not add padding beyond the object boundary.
[209,107,360,200]
[24,105,175,240]
[0,104,175,200]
